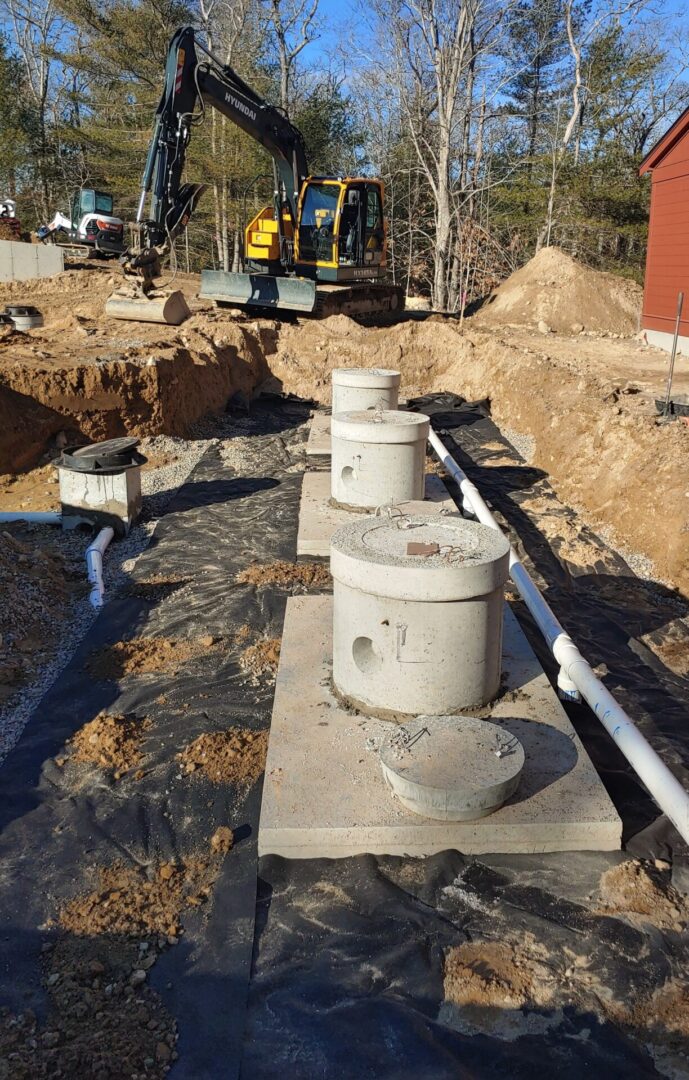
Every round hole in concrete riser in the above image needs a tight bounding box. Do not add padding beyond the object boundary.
[352,636,383,674]
[341,465,356,487]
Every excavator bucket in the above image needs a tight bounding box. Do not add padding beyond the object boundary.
[200,270,317,313]
[105,288,191,326]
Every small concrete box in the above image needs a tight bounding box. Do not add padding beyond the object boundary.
[58,466,142,534]
[331,367,401,414]
[331,410,430,509]
[330,515,510,715]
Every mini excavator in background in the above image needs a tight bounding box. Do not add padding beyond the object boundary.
[106,25,403,324]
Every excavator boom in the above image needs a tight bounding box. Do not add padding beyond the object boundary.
[107,25,402,323]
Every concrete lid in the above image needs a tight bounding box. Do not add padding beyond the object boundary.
[331,367,401,388]
[332,410,430,445]
[380,716,524,821]
[330,514,510,600]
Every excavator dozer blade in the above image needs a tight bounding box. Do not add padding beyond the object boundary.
[200,270,317,313]
[105,289,191,325]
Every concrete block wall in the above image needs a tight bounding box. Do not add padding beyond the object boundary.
[0,240,64,282]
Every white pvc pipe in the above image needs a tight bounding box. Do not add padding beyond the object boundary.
[86,526,114,609]
[0,511,61,524]
[428,426,689,845]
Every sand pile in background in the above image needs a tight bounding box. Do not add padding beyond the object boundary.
[473,246,642,334]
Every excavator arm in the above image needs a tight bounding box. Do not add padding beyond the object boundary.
[131,25,308,272]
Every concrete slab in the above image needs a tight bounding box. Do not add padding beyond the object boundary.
[259,596,622,858]
[297,470,456,557]
[306,411,331,456]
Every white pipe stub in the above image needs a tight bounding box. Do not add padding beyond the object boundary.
[331,409,429,509]
[86,526,114,608]
[331,367,401,414]
[380,715,525,820]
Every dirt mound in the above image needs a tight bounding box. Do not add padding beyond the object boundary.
[0,935,177,1079]
[59,855,221,939]
[67,711,150,778]
[236,560,331,589]
[473,247,642,334]
[444,940,556,1011]
[179,727,268,785]
[239,637,281,680]
[0,268,271,473]
[85,636,220,680]
[598,860,688,929]
[0,527,82,701]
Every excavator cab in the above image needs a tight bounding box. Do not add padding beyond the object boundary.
[294,179,387,281]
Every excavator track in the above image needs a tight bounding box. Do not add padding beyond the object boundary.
[313,283,405,320]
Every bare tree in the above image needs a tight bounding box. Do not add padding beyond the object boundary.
[198,0,252,269]
[263,0,320,114]
[0,0,68,216]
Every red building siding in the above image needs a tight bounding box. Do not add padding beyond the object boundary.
[640,109,689,337]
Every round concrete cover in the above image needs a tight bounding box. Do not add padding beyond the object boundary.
[330,515,511,600]
[380,716,525,821]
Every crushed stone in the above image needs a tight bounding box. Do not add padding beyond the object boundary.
[239,637,281,681]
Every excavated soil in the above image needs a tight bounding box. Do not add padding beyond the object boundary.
[239,637,281,680]
[473,246,642,334]
[0,831,235,1079]
[59,851,224,939]
[178,727,268,786]
[67,711,150,778]
[0,267,270,473]
[0,526,83,700]
[85,635,220,680]
[443,940,556,1012]
[0,936,177,1080]
[598,860,689,930]
[443,935,689,1061]
[1,253,687,595]
[236,560,331,589]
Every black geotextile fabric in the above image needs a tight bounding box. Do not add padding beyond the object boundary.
[0,396,315,1080]
[242,393,689,1080]
[3,392,689,1080]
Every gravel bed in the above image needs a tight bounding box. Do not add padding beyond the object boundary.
[502,426,536,463]
[0,409,312,763]
[0,434,217,762]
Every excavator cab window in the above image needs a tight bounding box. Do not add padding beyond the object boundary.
[298,182,340,263]
[337,183,384,267]
[73,189,114,223]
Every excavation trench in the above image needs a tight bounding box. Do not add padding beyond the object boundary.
[0,263,687,595]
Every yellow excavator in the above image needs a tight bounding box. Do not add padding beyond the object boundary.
[106,26,403,324]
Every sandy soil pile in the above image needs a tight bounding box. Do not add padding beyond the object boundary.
[0,526,82,700]
[85,635,220,679]
[67,711,150,778]
[236,560,331,589]
[443,934,689,1058]
[59,856,220,939]
[179,727,268,785]
[444,940,556,1012]
[473,246,642,334]
[598,860,688,930]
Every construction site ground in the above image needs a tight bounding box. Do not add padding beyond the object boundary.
[0,249,689,1077]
